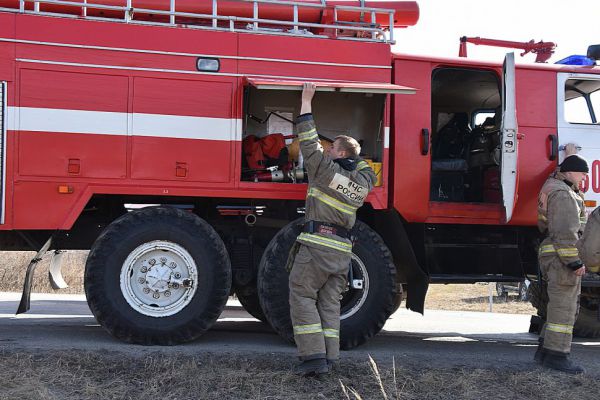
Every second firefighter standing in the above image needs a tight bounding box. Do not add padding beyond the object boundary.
[536,148,589,374]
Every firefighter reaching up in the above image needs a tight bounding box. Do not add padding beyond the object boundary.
[288,82,376,377]
[535,145,589,374]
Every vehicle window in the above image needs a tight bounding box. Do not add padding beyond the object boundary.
[565,95,592,124]
[473,111,496,127]
[591,90,600,116]
[564,79,600,124]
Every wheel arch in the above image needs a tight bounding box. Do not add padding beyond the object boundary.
[362,207,429,314]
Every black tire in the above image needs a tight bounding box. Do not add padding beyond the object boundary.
[529,280,547,315]
[232,241,267,323]
[574,288,600,338]
[257,218,398,350]
[391,285,405,315]
[84,206,231,345]
[529,280,548,335]
[496,282,506,297]
[518,282,530,302]
[529,281,600,338]
[235,285,267,322]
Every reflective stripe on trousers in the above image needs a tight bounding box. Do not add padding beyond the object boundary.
[546,322,573,335]
[323,328,339,338]
[293,323,323,335]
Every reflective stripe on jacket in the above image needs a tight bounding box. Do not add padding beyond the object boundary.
[295,114,376,254]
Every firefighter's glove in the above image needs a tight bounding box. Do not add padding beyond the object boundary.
[566,260,584,271]
[285,242,300,273]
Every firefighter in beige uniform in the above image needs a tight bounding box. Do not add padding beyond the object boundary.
[536,153,589,374]
[579,206,600,274]
[289,83,376,376]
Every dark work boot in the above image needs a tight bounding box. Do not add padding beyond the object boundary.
[542,352,585,374]
[534,339,545,365]
[326,359,337,371]
[293,358,329,377]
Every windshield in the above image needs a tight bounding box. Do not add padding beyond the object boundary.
[564,79,600,124]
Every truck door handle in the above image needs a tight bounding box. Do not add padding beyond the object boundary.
[548,134,558,161]
[421,128,430,155]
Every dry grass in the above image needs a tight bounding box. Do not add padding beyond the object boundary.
[0,251,86,294]
[425,283,536,315]
[0,251,534,314]
[0,350,596,400]
[0,255,581,399]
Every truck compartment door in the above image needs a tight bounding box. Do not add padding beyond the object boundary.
[501,52,519,223]
[246,78,416,95]
[242,78,416,207]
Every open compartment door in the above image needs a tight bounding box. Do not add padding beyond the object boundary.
[241,78,416,208]
[241,78,416,206]
[500,52,519,223]
[245,78,417,95]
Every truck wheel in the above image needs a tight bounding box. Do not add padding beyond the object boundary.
[573,288,600,338]
[235,285,267,322]
[496,282,507,298]
[257,218,398,350]
[84,206,231,345]
[518,282,530,302]
[529,280,547,316]
[529,282,600,338]
[392,285,405,314]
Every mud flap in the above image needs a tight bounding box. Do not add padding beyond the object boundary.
[371,209,429,314]
[16,236,53,314]
[49,250,69,290]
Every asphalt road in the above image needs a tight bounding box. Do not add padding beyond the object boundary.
[1,292,599,373]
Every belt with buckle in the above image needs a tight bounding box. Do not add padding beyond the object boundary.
[303,220,351,239]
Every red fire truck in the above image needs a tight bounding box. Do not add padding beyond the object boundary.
[0,0,598,348]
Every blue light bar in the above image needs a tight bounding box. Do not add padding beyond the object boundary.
[555,55,595,66]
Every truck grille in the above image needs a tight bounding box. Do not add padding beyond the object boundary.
[0,81,5,224]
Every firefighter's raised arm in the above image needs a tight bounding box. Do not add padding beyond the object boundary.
[300,82,316,114]
[296,83,335,182]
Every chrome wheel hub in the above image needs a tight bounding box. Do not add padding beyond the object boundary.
[120,241,198,317]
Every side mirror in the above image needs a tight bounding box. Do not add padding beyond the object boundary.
[587,45,600,62]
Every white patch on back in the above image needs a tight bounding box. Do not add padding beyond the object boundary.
[328,173,367,203]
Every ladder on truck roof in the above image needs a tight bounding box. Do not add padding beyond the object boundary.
[2,0,398,43]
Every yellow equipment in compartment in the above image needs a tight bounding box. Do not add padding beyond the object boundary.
[365,159,382,187]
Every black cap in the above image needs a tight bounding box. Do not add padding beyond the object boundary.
[560,155,589,173]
